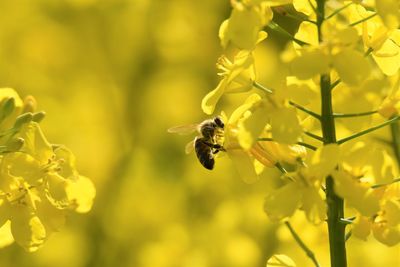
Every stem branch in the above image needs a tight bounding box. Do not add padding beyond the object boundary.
[289,101,321,120]
[337,116,400,144]
[257,138,317,150]
[333,110,378,118]
[266,21,309,46]
[371,178,400,189]
[304,131,324,142]
[285,221,321,267]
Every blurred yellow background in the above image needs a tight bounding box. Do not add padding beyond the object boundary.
[0,1,398,267]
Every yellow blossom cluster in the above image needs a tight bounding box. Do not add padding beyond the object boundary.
[0,89,95,252]
[194,0,400,262]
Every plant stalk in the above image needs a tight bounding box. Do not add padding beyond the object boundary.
[317,0,347,266]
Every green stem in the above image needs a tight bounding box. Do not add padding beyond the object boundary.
[337,116,400,144]
[317,0,347,266]
[349,13,377,27]
[285,222,321,267]
[326,2,353,20]
[330,79,341,90]
[390,121,400,166]
[333,110,378,118]
[304,131,324,142]
[253,81,274,94]
[371,178,400,189]
[289,101,321,119]
[253,81,321,120]
[307,0,318,15]
[266,21,309,46]
[257,137,317,151]
[282,11,317,24]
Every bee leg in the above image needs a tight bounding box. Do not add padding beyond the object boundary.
[204,141,225,151]
[212,144,226,152]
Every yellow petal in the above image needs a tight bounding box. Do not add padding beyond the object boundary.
[270,107,302,144]
[3,152,42,185]
[332,49,371,86]
[332,170,380,216]
[352,216,372,240]
[228,149,259,184]
[0,198,11,227]
[264,182,301,221]
[267,254,296,267]
[228,93,262,125]
[36,199,66,233]
[10,207,46,252]
[372,30,400,76]
[293,0,316,17]
[290,49,330,79]
[201,79,227,115]
[66,176,96,213]
[54,146,79,179]
[223,7,265,50]
[373,221,400,246]
[301,187,326,224]
[18,122,53,164]
[376,0,400,29]
[239,101,270,149]
[294,21,318,46]
[45,173,70,209]
[0,221,14,249]
[384,199,400,226]
[309,144,340,178]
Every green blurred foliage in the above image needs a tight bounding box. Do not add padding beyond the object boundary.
[0,1,398,267]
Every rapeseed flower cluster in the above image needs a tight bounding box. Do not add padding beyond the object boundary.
[0,89,95,252]
[173,0,400,265]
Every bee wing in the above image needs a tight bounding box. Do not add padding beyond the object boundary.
[185,139,195,154]
[167,124,199,135]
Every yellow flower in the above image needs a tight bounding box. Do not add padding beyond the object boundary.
[219,1,272,50]
[202,51,256,115]
[0,122,95,251]
[293,0,316,18]
[378,76,400,118]
[289,20,371,85]
[332,170,380,216]
[222,94,305,183]
[363,21,400,76]
[376,0,400,30]
[352,183,400,246]
[264,144,340,224]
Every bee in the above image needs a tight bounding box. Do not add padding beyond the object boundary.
[168,117,225,170]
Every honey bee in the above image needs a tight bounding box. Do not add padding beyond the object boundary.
[168,117,225,170]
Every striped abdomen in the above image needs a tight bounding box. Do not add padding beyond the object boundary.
[194,137,214,170]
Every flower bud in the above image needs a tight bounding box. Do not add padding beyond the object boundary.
[32,111,46,123]
[6,137,25,151]
[13,113,33,130]
[22,95,37,113]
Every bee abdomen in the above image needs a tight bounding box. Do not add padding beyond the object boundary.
[195,138,214,170]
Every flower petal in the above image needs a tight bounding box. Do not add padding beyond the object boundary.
[66,176,96,213]
[264,182,301,221]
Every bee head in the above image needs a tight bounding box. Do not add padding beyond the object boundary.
[213,116,224,129]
